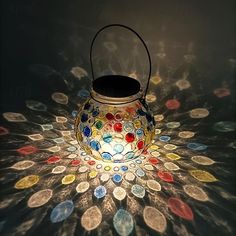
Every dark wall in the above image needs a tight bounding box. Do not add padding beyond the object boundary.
[1,0,235,111]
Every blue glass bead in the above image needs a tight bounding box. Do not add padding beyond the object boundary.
[103,133,112,143]
[94,185,107,199]
[83,126,91,137]
[92,109,99,117]
[112,173,123,183]
[159,135,171,142]
[81,113,88,122]
[137,108,146,116]
[113,144,124,153]
[84,102,91,110]
[125,151,135,159]
[102,152,112,160]
[90,140,101,151]
[136,129,144,137]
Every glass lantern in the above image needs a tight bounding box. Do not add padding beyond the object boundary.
[75,24,155,163]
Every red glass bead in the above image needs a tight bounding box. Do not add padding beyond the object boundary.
[168,197,194,220]
[114,122,123,132]
[105,113,114,120]
[47,156,61,164]
[88,160,96,165]
[149,157,159,165]
[71,160,80,166]
[157,170,174,182]
[125,133,135,143]
[137,140,144,149]
[17,145,38,155]
[165,99,180,110]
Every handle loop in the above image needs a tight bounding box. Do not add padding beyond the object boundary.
[90,24,152,98]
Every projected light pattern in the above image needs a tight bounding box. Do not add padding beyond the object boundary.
[0,66,236,235]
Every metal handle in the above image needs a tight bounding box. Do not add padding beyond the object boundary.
[90,24,152,98]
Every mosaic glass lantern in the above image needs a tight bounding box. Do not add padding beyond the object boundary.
[75,24,155,163]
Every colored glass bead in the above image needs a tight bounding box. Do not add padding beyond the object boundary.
[81,113,88,122]
[83,126,91,137]
[125,133,135,143]
[95,120,103,130]
[106,112,114,120]
[90,140,101,151]
[114,122,123,132]
[103,133,112,143]
[137,140,144,149]
[114,144,124,153]
[102,152,112,160]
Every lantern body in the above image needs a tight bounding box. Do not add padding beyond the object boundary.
[75,97,155,163]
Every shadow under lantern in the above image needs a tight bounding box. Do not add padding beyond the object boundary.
[75,24,155,163]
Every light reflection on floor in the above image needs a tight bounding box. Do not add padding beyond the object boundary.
[0,64,236,236]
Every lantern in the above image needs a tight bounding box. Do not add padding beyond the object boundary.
[75,24,155,163]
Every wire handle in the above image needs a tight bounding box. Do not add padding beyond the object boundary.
[90,24,152,98]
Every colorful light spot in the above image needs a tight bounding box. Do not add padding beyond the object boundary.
[94,185,107,199]
[50,200,74,223]
[28,189,53,208]
[81,206,102,231]
[112,173,123,183]
[168,197,194,220]
[157,170,174,182]
[166,153,181,160]
[191,155,215,165]
[213,121,236,132]
[183,185,209,201]
[189,108,209,118]
[15,175,39,189]
[143,206,167,233]
[113,209,134,236]
[61,174,76,185]
[147,180,161,191]
[0,126,9,135]
[47,156,61,164]
[213,88,231,98]
[149,157,159,165]
[187,142,208,151]
[165,99,180,110]
[189,170,217,182]
[159,135,171,142]
[131,184,145,198]
[17,145,38,155]
[113,187,126,201]
[95,120,103,130]
[71,160,80,166]
[76,181,90,193]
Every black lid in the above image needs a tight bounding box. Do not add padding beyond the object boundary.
[92,75,141,98]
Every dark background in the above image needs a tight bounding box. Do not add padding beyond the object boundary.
[1,0,235,111]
